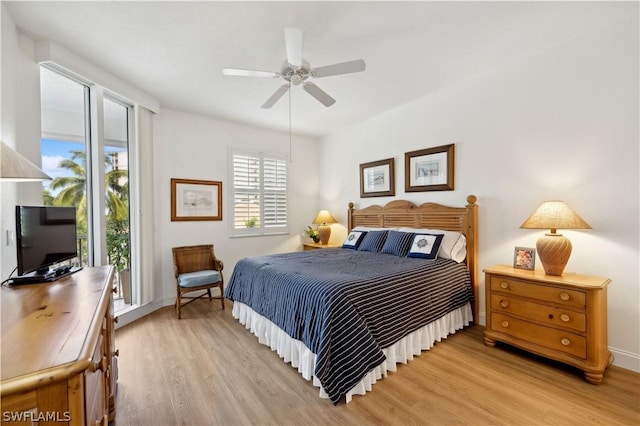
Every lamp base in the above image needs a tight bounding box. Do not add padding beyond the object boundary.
[536,233,572,276]
[318,225,332,245]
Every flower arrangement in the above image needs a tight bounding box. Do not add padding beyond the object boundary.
[305,226,320,243]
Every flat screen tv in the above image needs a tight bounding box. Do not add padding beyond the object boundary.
[15,205,79,281]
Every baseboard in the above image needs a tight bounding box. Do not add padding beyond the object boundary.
[114,299,166,328]
[609,346,640,373]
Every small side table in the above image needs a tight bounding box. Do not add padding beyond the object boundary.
[303,242,342,251]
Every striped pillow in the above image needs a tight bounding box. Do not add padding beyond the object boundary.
[380,231,415,257]
[357,230,388,253]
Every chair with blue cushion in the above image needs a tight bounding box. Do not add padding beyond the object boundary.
[172,244,224,319]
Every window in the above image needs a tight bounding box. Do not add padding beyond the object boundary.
[229,149,288,236]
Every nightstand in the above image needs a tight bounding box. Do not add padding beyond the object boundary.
[303,242,341,251]
[483,265,612,384]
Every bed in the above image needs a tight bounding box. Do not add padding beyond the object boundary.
[224,195,478,404]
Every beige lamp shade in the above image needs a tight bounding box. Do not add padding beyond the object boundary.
[1,141,51,182]
[520,201,591,276]
[312,210,337,245]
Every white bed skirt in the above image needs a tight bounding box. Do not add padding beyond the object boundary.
[231,301,473,403]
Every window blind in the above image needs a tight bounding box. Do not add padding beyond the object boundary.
[230,150,288,236]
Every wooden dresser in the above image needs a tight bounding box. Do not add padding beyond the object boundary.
[1,266,118,425]
[483,265,612,384]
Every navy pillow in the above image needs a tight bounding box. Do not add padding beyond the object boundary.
[358,230,388,253]
[380,231,415,257]
[342,230,367,250]
[407,234,445,260]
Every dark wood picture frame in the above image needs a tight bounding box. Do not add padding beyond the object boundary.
[404,144,455,192]
[171,178,222,221]
[360,158,395,198]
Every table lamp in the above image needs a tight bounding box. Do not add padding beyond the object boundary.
[1,140,51,181]
[312,210,337,245]
[520,201,591,275]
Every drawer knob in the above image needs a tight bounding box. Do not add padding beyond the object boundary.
[559,292,570,301]
[500,300,509,308]
[560,314,570,322]
[501,320,509,328]
[561,337,571,346]
[500,281,509,289]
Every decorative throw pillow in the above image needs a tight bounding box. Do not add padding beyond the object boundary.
[357,230,389,253]
[342,231,367,250]
[399,227,467,262]
[380,231,415,257]
[407,234,445,260]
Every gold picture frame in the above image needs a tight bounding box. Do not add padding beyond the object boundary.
[405,144,455,192]
[360,158,395,198]
[171,178,222,221]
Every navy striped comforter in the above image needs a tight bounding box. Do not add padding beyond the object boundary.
[224,248,473,404]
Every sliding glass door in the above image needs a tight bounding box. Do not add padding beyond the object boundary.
[40,65,135,312]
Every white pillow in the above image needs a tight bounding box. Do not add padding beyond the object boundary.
[398,227,467,263]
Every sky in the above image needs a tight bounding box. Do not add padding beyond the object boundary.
[41,138,125,195]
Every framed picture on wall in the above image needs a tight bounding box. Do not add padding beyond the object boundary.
[404,144,455,192]
[513,246,536,270]
[360,158,395,198]
[171,178,222,221]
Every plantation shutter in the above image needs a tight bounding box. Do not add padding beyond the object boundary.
[230,149,288,236]
[263,156,287,228]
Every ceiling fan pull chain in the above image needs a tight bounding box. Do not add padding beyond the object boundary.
[289,84,292,163]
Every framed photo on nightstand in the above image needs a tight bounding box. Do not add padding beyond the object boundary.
[513,247,536,270]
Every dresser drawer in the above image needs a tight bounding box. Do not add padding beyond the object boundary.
[490,275,585,308]
[490,294,586,332]
[491,313,586,358]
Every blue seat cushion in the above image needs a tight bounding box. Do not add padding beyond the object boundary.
[177,270,221,288]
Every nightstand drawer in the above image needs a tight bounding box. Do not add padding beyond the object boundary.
[490,295,586,332]
[491,313,586,358]
[490,276,585,308]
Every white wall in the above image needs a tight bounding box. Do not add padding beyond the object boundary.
[1,4,44,279]
[319,16,639,371]
[153,109,320,305]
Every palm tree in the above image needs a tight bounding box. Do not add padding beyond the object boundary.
[47,149,130,270]
[49,150,128,220]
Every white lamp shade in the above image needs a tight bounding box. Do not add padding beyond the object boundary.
[1,141,51,182]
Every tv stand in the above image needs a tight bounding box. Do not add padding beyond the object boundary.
[10,266,82,285]
[1,266,118,424]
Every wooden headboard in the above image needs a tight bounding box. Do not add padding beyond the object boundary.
[347,195,479,323]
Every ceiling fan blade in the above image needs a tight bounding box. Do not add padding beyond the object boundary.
[311,59,366,78]
[302,82,336,107]
[222,68,280,78]
[284,27,303,70]
[261,84,290,109]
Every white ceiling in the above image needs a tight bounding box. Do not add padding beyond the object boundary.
[5,1,632,138]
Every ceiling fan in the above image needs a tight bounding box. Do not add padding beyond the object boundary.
[222,27,366,108]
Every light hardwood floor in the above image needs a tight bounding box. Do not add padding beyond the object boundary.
[115,300,639,425]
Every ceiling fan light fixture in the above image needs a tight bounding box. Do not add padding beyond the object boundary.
[221,28,365,108]
[290,73,304,86]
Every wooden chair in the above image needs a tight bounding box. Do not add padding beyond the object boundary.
[172,244,224,319]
